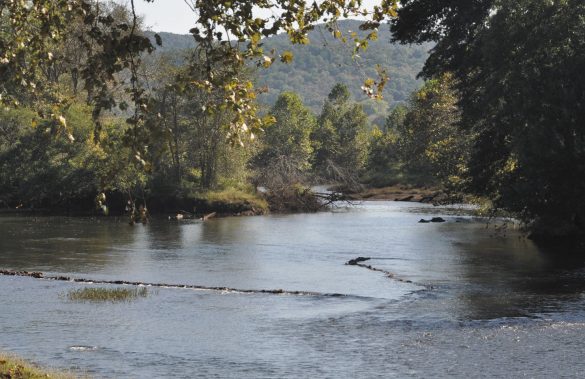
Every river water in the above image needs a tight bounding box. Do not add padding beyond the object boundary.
[1,201,585,378]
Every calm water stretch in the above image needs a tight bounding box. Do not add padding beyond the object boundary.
[1,202,585,378]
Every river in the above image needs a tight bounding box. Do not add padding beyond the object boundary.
[1,201,585,378]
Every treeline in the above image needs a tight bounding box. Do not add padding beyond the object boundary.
[253,73,468,201]
[0,1,444,216]
[0,13,456,215]
[2,0,583,244]
[0,66,457,214]
[391,0,585,243]
[0,50,262,214]
[0,2,258,215]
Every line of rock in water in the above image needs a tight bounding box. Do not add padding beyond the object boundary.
[0,269,346,297]
[345,257,433,289]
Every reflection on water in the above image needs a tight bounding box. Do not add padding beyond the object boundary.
[1,202,585,378]
[0,216,135,273]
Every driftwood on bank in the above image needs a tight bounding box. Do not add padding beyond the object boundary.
[170,212,217,221]
[313,191,354,208]
[202,212,216,221]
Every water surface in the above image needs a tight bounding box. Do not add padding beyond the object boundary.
[1,202,585,378]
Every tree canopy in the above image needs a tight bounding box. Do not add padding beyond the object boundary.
[1,0,399,149]
[313,83,369,185]
[393,0,585,241]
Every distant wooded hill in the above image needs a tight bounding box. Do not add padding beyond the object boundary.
[148,20,432,126]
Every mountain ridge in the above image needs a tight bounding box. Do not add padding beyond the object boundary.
[147,20,432,125]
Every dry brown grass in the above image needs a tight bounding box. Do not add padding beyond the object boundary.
[0,353,82,379]
[66,286,148,303]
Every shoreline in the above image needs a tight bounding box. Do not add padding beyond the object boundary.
[0,185,444,219]
[0,191,269,219]
[343,185,444,203]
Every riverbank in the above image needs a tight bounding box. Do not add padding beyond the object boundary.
[344,185,444,203]
[0,353,79,379]
[150,189,269,218]
[0,188,269,219]
[0,185,450,219]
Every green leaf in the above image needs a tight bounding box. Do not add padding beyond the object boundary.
[280,51,294,64]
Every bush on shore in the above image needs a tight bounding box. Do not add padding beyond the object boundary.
[0,353,80,379]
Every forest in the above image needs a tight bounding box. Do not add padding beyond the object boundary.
[1,0,584,244]
[148,20,432,117]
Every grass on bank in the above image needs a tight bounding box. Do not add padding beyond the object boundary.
[202,188,269,212]
[0,353,80,379]
[66,286,148,303]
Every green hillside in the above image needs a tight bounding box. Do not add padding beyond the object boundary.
[148,20,431,124]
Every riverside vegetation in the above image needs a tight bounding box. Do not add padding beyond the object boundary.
[0,353,79,379]
[1,0,584,244]
[66,286,149,303]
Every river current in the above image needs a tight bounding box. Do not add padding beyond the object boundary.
[1,202,585,378]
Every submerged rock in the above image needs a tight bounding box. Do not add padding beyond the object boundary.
[346,257,371,265]
[418,217,446,223]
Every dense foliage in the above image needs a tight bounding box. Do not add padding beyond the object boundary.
[393,0,585,241]
[3,0,581,243]
[0,0,437,215]
[0,105,144,210]
[0,2,466,215]
[364,74,467,190]
[2,0,402,149]
[313,84,369,188]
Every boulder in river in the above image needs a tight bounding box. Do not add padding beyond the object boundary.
[418,217,446,223]
[346,257,371,265]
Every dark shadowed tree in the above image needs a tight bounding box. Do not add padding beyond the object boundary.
[393,0,585,241]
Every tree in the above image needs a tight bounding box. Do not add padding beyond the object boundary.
[362,104,406,187]
[0,1,154,136]
[1,0,399,152]
[384,104,407,132]
[397,73,464,187]
[252,92,320,212]
[313,84,370,185]
[364,126,400,186]
[364,76,468,189]
[391,0,495,79]
[0,105,145,210]
[393,0,585,241]
[147,49,257,193]
[254,92,315,174]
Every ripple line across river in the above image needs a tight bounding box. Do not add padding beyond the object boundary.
[345,257,433,289]
[0,269,356,298]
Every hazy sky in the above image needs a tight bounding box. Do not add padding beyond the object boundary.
[120,0,380,34]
